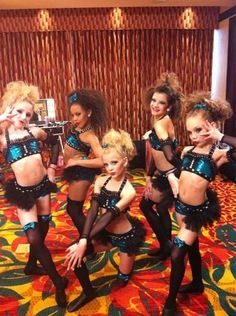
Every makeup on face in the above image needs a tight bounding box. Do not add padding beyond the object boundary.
[186,114,209,145]
[103,150,127,180]
[70,104,90,129]
[11,101,33,128]
[150,92,169,118]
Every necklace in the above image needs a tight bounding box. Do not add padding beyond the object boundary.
[75,125,92,134]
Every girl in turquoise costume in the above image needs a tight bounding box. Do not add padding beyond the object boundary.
[0,81,67,307]
[63,89,107,235]
[162,92,235,315]
[139,73,183,260]
[65,129,146,313]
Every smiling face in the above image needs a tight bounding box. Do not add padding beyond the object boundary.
[150,92,169,119]
[102,150,128,181]
[70,104,91,129]
[11,101,33,129]
[186,113,211,146]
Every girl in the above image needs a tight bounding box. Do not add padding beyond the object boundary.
[162,92,235,315]
[0,81,67,307]
[140,73,183,259]
[65,129,146,313]
[63,89,106,234]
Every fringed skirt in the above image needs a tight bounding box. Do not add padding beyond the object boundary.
[175,189,221,232]
[99,216,146,255]
[151,173,176,210]
[4,175,57,211]
[63,166,101,183]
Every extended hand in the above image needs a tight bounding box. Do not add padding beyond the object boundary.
[167,173,179,198]
[201,120,223,142]
[0,106,17,123]
[65,158,80,168]
[65,239,87,271]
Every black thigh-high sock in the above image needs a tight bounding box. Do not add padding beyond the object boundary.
[25,215,51,270]
[140,197,168,249]
[156,207,172,241]
[188,238,203,285]
[165,237,190,308]
[73,261,94,296]
[25,223,63,288]
[66,198,86,234]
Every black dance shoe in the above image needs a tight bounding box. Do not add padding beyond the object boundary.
[162,303,177,316]
[67,291,96,312]
[179,281,204,294]
[55,277,68,308]
[24,265,47,276]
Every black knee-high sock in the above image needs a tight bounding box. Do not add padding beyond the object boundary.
[73,261,94,296]
[66,198,86,234]
[188,238,203,285]
[156,207,172,241]
[140,197,168,249]
[165,238,190,308]
[25,215,50,269]
[25,223,62,287]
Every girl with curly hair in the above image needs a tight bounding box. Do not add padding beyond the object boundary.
[65,129,146,313]
[0,81,67,307]
[63,89,107,235]
[139,72,183,260]
[162,92,235,315]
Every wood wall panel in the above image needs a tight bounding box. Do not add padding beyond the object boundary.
[0,7,218,145]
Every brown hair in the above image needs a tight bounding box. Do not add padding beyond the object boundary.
[185,91,232,122]
[143,72,183,120]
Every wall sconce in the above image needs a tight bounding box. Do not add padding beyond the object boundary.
[38,9,49,31]
[182,7,194,29]
[111,7,123,29]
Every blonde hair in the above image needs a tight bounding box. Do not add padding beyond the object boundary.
[102,129,136,161]
[185,91,232,122]
[143,72,183,120]
[1,81,39,113]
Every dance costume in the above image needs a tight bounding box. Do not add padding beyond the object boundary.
[177,143,220,232]
[3,128,57,210]
[96,177,146,255]
[63,129,100,182]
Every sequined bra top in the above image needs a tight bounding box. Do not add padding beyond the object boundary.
[66,129,91,157]
[181,144,217,182]
[149,128,178,151]
[4,128,41,164]
[99,176,128,209]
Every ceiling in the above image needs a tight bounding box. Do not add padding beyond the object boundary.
[0,0,235,10]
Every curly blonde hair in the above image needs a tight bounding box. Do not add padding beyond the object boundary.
[185,91,232,122]
[102,129,136,161]
[143,72,184,120]
[1,81,39,113]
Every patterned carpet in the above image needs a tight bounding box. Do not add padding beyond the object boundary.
[0,168,235,316]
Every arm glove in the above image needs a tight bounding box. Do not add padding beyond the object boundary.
[161,141,182,170]
[89,205,121,240]
[222,135,236,148]
[79,194,100,240]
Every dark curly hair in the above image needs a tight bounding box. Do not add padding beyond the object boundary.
[185,91,232,122]
[68,89,107,130]
[143,72,183,120]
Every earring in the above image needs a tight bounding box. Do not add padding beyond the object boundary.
[88,113,91,117]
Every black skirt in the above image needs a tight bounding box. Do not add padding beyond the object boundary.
[175,189,221,232]
[62,165,101,183]
[4,175,57,211]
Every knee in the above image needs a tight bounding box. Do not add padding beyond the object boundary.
[139,198,153,214]
[23,222,43,247]
[170,237,188,264]
[66,198,84,212]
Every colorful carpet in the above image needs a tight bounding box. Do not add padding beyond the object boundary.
[0,169,235,316]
